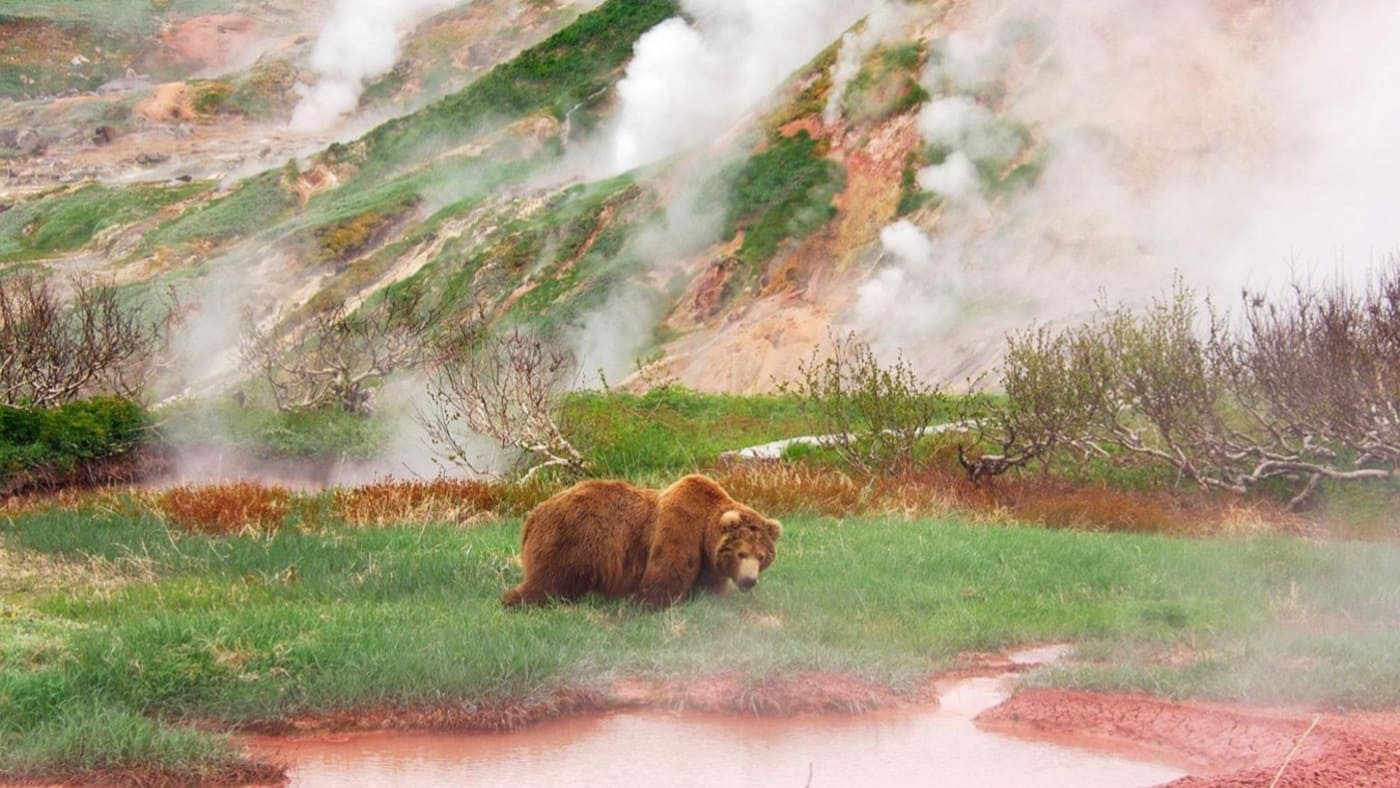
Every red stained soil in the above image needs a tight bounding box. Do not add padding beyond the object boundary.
[159,15,258,72]
[980,689,1400,787]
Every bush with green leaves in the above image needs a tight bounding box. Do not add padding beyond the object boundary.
[781,332,947,473]
[0,396,148,487]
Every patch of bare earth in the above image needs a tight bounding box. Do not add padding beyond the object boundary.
[979,690,1400,787]
[159,15,259,73]
[2,762,283,788]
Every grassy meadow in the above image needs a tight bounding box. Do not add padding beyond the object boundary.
[3,480,1399,782]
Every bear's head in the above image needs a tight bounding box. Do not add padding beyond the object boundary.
[714,508,782,592]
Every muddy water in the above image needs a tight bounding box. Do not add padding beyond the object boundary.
[251,652,1186,787]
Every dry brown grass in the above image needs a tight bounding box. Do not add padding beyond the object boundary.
[713,461,1299,536]
[334,478,502,526]
[154,483,294,535]
[5,465,1309,538]
[0,543,153,596]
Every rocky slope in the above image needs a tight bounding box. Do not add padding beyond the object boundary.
[2,0,1388,399]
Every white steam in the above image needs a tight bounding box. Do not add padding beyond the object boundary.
[569,180,725,388]
[290,0,457,133]
[823,4,908,127]
[606,0,881,173]
[855,0,1400,379]
[569,0,885,383]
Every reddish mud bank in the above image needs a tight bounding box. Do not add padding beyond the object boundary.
[980,689,1400,787]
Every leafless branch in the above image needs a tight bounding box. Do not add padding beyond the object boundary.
[241,290,438,415]
[0,273,179,407]
[421,319,587,481]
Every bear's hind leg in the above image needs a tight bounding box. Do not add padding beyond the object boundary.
[502,582,549,607]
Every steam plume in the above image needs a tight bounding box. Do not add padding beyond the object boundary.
[290,0,457,132]
[823,4,908,127]
[606,0,881,174]
[854,0,1400,380]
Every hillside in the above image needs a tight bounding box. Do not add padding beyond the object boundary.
[3,0,1397,403]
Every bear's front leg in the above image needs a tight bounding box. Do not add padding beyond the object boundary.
[637,543,700,608]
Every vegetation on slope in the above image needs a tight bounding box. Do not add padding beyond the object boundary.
[360,0,680,173]
[0,182,209,262]
[139,169,298,254]
[720,131,846,268]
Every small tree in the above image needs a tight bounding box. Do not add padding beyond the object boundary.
[977,272,1399,509]
[956,325,1098,483]
[242,290,436,416]
[421,322,587,481]
[1217,271,1400,505]
[0,273,180,408]
[781,332,946,473]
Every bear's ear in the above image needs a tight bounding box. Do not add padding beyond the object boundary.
[720,510,743,527]
[764,518,782,540]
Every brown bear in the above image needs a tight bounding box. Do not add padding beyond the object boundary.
[502,474,781,608]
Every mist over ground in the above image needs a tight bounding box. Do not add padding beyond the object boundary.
[290,0,463,132]
[853,0,1400,377]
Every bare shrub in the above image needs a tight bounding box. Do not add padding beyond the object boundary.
[1219,269,1400,504]
[241,290,436,415]
[979,270,1400,509]
[422,322,588,481]
[780,332,946,473]
[0,274,181,407]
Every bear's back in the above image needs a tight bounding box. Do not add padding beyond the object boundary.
[518,479,660,598]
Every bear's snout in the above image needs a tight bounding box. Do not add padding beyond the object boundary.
[735,557,761,591]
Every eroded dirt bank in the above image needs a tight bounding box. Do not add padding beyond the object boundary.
[980,689,1400,787]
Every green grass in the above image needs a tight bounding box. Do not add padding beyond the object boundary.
[360,0,679,174]
[565,387,812,478]
[157,400,388,460]
[3,505,1399,780]
[139,169,297,253]
[0,182,210,262]
[721,131,846,267]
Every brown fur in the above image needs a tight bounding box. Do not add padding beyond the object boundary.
[502,474,781,609]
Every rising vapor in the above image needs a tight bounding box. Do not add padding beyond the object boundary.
[606,0,881,174]
[290,0,458,132]
[854,0,1400,380]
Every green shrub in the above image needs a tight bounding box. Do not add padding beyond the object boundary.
[0,397,149,482]
[780,332,950,474]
